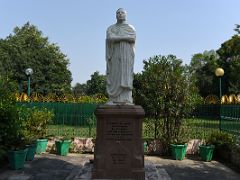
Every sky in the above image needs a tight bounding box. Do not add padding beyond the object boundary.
[0,0,239,86]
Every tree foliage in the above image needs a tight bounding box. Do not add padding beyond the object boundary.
[234,24,240,34]
[0,76,19,155]
[86,71,106,96]
[72,71,107,97]
[189,50,219,97]
[0,22,72,96]
[72,83,88,97]
[134,55,201,153]
[217,35,240,94]
[189,24,240,97]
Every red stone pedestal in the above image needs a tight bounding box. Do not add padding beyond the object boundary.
[92,105,145,180]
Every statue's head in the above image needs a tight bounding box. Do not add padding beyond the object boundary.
[116,8,127,22]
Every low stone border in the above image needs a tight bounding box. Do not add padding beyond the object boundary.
[46,137,204,155]
[231,144,240,169]
[46,137,95,153]
[144,139,204,155]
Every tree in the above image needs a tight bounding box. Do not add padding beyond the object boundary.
[85,71,106,96]
[72,71,107,98]
[72,83,88,97]
[189,50,219,97]
[234,24,240,34]
[0,22,72,96]
[134,55,200,153]
[189,26,240,96]
[217,35,240,94]
[0,39,13,79]
[0,76,19,157]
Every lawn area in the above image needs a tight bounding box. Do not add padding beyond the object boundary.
[47,118,221,139]
[46,125,96,138]
[185,118,220,139]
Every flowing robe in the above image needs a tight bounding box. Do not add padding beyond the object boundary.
[106,23,136,104]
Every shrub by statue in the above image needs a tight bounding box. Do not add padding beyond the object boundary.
[134,55,201,154]
[16,106,54,143]
[0,77,54,168]
[29,107,54,139]
[0,78,19,159]
[27,107,54,154]
[0,77,29,169]
[207,131,235,162]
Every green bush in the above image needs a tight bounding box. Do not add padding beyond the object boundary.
[0,103,20,149]
[0,77,20,160]
[0,77,54,162]
[231,144,240,169]
[207,131,235,162]
[143,118,156,139]
[24,106,54,140]
[207,131,235,146]
[17,106,54,144]
[87,115,96,138]
[133,55,201,155]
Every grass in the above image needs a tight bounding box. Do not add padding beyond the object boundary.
[185,118,220,139]
[47,124,96,138]
[186,118,240,137]
[47,118,224,139]
[186,118,220,129]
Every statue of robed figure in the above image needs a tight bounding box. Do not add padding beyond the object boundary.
[106,8,136,105]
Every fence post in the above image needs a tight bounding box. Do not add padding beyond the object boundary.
[219,104,222,131]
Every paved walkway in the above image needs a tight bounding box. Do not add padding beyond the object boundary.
[0,153,239,180]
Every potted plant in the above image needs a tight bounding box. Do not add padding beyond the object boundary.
[170,143,188,160]
[55,138,72,156]
[32,108,54,154]
[169,120,190,160]
[7,137,28,170]
[170,137,188,160]
[55,130,72,156]
[36,138,48,154]
[0,79,29,170]
[199,143,215,162]
[25,143,36,161]
[18,107,37,161]
[5,106,28,170]
[24,134,37,161]
[200,131,235,162]
[17,106,51,159]
[7,149,27,170]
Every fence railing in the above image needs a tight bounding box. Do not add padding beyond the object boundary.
[18,102,240,137]
[193,104,220,120]
[18,102,98,126]
[193,104,240,136]
[221,105,240,135]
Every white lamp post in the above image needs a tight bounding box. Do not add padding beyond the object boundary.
[25,68,33,97]
[215,68,224,102]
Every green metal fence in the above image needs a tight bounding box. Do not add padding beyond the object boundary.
[18,102,240,137]
[221,105,240,135]
[193,104,220,120]
[193,104,240,136]
[18,102,98,126]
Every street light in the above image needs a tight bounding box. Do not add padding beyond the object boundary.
[215,68,224,131]
[215,68,224,102]
[25,68,33,97]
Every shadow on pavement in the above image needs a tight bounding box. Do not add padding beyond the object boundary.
[0,154,86,180]
[147,155,240,180]
[0,154,240,180]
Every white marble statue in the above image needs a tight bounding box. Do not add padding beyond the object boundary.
[106,8,136,105]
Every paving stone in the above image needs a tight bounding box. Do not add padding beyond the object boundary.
[156,168,171,180]
[1,154,240,180]
[7,174,31,180]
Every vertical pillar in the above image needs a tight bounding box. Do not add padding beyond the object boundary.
[92,105,145,179]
